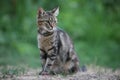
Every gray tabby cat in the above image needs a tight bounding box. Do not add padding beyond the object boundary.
[37,7,80,75]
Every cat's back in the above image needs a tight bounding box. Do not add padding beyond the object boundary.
[56,27,74,49]
[55,27,69,38]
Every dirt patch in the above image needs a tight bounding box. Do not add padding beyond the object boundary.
[0,66,120,80]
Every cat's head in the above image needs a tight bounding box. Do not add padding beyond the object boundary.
[37,7,59,35]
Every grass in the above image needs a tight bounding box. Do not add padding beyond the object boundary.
[0,65,25,78]
[0,65,120,80]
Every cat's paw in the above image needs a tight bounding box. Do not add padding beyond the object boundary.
[39,71,49,75]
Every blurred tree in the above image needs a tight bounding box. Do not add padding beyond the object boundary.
[0,0,120,68]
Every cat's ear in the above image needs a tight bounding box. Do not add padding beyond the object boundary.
[52,7,59,16]
[38,7,44,15]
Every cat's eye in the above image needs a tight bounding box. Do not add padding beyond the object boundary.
[38,20,45,24]
[49,17,53,22]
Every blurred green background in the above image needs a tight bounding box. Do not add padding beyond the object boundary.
[0,0,120,69]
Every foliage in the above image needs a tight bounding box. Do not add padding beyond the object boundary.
[0,0,120,69]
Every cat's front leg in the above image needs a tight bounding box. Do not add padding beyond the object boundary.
[42,47,58,75]
[40,57,56,75]
[39,49,47,75]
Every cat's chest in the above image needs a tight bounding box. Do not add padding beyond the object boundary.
[38,34,55,50]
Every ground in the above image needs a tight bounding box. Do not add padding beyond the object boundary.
[0,65,120,80]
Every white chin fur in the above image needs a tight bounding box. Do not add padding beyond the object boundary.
[53,27,57,31]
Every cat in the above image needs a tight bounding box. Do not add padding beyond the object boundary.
[37,7,80,75]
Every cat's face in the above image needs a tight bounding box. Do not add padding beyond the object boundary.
[37,7,59,35]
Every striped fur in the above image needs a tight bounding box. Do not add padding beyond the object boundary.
[37,7,80,75]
